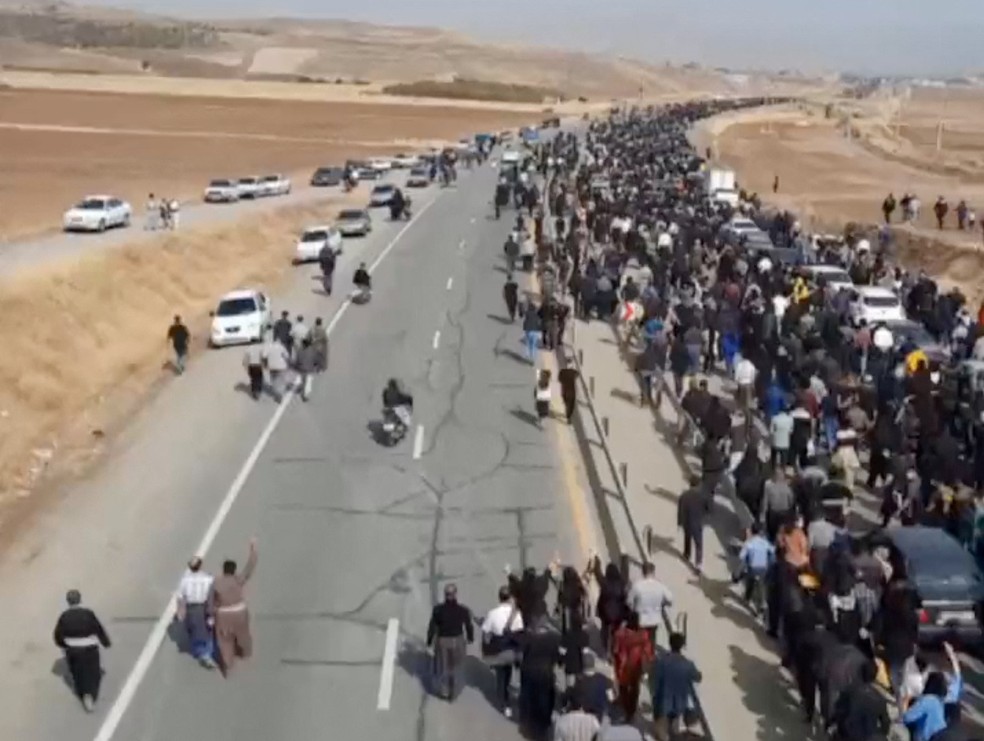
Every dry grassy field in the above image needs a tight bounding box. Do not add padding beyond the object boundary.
[0,87,534,239]
[706,106,984,303]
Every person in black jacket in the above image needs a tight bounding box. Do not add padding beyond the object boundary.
[831,660,890,741]
[53,589,111,712]
[519,614,562,738]
[426,584,474,700]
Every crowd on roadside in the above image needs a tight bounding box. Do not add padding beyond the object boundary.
[145,192,181,230]
[881,192,984,241]
[471,98,984,741]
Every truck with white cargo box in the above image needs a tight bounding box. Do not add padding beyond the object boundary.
[707,167,739,207]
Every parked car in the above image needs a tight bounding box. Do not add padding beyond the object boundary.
[62,195,132,232]
[237,176,262,199]
[310,166,344,187]
[801,264,855,294]
[209,289,270,347]
[258,174,291,197]
[293,225,343,264]
[336,208,372,237]
[369,183,397,207]
[391,153,420,169]
[849,286,906,326]
[867,527,984,647]
[203,179,241,203]
[367,157,392,173]
[358,165,383,181]
[884,318,952,365]
[406,166,431,188]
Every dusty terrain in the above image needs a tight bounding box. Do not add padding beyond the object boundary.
[0,193,361,525]
[698,100,984,303]
[0,87,534,240]
[0,1,823,101]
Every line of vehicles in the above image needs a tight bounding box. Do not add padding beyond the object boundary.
[204,174,291,203]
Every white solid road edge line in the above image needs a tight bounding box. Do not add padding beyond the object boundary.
[446,276,453,290]
[376,618,400,710]
[412,425,424,460]
[91,196,438,741]
[432,330,441,350]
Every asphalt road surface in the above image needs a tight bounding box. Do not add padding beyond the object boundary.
[0,180,356,276]
[0,155,603,740]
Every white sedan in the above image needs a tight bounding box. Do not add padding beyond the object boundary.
[259,174,292,197]
[237,176,262,199]
[390,153,421,169]
[849,286,907,326]
[203,179,240,203]
[63,195,132,232]
[367,157,392,173]
[209,289,270,347]
[293,225,343,264]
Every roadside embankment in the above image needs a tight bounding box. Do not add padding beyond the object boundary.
[0,195,351,516]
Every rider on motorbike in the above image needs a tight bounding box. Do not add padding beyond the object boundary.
[382,378,413,430]
[353,262,371,300]
[388,188,407,220]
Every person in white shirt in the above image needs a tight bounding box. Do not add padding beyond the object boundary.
[482,586,524,717]
[262,336,291,401]
[627,562,673,646]
[553,693,600,741]
[734,355,757,410]
[176,557,216,668]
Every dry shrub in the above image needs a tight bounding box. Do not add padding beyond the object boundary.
[0,198,340,498]
[382,78,559,104]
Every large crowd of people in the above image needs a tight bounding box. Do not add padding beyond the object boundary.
[466,96,984,740]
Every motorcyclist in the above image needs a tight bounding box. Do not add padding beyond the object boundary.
[318,243,337,295]
[353,262,371,293]
[382,378,413,430]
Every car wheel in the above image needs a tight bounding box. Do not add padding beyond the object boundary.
[97,219,107,232]
[122,214,131,228]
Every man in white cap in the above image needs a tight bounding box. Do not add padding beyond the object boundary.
[53,589,111,712]
[176,556,216,668]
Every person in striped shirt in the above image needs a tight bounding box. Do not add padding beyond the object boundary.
[176,557,216,669]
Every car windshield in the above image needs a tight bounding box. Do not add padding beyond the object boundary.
[262,176,279,182]
[75,199,107,210]
[216,298,257,317]
[864,295,899,308]
[239,178,256,184]
[339,210,365,220]
[301,230,328,242]
[209,180,232,187]
[816,270,851,284]
[891,323,933,344]
[373,185,394,193]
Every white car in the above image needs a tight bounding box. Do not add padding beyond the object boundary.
[367,157,392,173]
[390,153,420,169]
[203,179,240,203]
[293,225,343,264]
[258,174,291,197]
[369,183,397,207]
[63,195,132,232]
[801,265,855,294]
[237,176,262,199]
[849,286,906,326]
[336,208,372,236]
[209,289,270,347]
[500,150,521,165]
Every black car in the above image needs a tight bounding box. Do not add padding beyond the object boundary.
[310,166,343,187]
[869,526,984,647]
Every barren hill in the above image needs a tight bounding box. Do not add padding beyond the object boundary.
[0,1,820,99]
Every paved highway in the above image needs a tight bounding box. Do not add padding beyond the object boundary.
[0,155,602,740]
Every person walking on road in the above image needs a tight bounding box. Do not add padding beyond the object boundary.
[53,589,111,712]
[627,561,673,648]
[167,314,190,375]
[553,691,600,741]
[310,317,329,372]
[295,336,319,401]
[677,474,707,574]
[534,368,552,427]
[319,244,337,295]
[558,362,579,424]
[209,537,258,676]
[521,298,541,363]
[612,610,654,721]
[651,631,702,740]
[882,193,896,224]
[481,585,524,718]
[290,315,309,362]
[503,273,519,322]
[176,556,216,669]
[145,192,159,230]
[518,613,561,738]
[427,584,474,701]
[262,332,290,401]
[243,343,264,400]
[272,311,293,356]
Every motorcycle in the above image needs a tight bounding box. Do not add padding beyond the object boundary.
[352,285,372,304]
[380,406,409,446]
[389,197,412,221]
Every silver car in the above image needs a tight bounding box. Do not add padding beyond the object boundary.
[336,208,372,237]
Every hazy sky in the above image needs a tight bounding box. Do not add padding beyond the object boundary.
[83,0,979,76]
